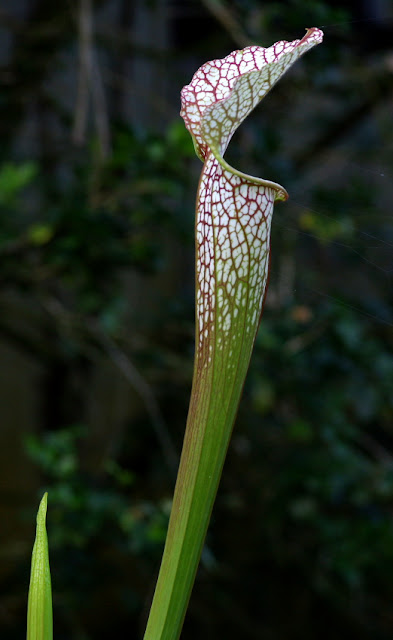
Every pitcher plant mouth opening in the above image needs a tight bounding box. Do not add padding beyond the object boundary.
[143,27,323,640]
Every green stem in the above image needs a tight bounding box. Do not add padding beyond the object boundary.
[143,346,250,640]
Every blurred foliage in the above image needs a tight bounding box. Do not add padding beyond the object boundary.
[24,425,170,640]
[0,122,194,318]
[0,0,393,639]
[25,425,170,554]
[250,303,393,594]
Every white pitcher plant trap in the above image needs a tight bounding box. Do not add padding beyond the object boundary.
[143,27,323,640]
[27,28,323,640]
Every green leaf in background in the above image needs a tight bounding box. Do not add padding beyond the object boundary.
[27,493,53,640]
[0,162,36,205]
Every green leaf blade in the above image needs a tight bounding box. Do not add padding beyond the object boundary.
[27,493,53,640]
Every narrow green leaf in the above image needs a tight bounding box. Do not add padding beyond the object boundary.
[27,493,53,640]
[143,28,323,640]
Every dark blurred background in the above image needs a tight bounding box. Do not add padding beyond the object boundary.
[0,0,393,638]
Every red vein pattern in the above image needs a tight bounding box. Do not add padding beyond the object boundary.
[181,28,323,163]
[196,155,275,367]
[181,29,323,366]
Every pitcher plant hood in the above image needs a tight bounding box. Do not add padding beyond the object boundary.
[181,27,323,200]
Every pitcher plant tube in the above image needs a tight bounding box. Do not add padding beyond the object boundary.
[143,27,323,640]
